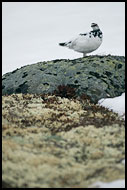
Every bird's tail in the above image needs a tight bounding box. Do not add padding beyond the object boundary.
[59,42,66,46]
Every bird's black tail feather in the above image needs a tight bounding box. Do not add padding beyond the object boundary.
[59,42,66,46]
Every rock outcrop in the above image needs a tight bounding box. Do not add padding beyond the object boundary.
[2,55,125,103]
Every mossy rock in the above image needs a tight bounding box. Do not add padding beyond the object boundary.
[2,55,125,103]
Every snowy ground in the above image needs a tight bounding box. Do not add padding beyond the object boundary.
[89,179,125,188]
[98,93,125,120]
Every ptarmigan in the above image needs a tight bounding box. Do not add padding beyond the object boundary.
[59,23,103,57]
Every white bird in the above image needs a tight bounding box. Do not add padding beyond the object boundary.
[59,23,103,57]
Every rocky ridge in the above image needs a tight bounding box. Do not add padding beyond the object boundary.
[2,55,125,103]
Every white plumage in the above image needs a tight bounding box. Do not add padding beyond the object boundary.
[59,23,103,57]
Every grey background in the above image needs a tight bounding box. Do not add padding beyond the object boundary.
[2,2,125,75]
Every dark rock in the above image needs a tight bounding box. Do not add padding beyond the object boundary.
[2,55,125,103]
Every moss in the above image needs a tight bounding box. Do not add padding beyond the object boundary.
[2,94,125,188]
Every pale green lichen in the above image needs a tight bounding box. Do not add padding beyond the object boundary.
[2,94,125,188]
[2,55,125,103]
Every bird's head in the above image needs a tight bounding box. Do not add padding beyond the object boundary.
[91,23,100,31]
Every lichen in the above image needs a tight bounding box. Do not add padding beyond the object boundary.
[2,94,125,188]
[2,55,125,103]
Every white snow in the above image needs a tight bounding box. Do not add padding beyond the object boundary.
[122,159,125,165]
[89,180,125,188]
[98,93,125,119]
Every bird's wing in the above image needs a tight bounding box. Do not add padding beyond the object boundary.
[68,33,90,48]
[65,32,89,47]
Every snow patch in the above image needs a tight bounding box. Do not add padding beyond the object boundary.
[98,93,125,119]
[89,179,125,188]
